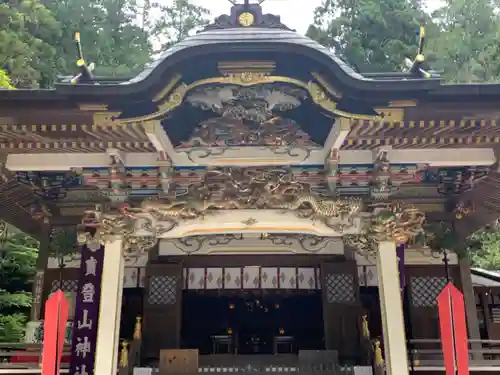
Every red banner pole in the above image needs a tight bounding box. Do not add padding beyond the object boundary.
[450,284,469,375]
[437,282,470,375]
[42,290,69,375]
[437,285,456,375]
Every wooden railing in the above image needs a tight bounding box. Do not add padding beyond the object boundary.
[0,316,142,374]
[409,339,500,368]
[0,343,71,372]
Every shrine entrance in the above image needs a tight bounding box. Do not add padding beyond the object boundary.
[180,290,324,355]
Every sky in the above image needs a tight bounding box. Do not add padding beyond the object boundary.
[187,0,444,35]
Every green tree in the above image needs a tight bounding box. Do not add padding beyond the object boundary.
[0,229,38,343]
[306,0,430,72]
[468,222,500,270]
[429,0,500,82]
[151,0,210,51]
[0,69,14,89]
[0,0,61,88]
[43,0,152,78]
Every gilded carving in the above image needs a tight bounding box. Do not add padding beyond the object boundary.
[77,168,363,244]
[370,203,425,243]
[178,116,318,148]
[114,72,379,123]
[76,205,168,254]
[153,74,182,102]
[311,73,342,99]
[131,167,363,230]
[344,202,425,254]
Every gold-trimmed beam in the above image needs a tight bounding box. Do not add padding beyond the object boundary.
[343,134,500,149]
[114,72,380,124]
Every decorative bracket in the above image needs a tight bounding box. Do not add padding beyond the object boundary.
[325,148,339,195]
[371,147,395,199]
[344,202,425,255]
[106,149,128,203]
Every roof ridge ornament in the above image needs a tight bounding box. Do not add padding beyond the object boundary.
[402,26,439,79]
[203,0,293,31]
[70,32,96,84]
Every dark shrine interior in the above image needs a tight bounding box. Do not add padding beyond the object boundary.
[119,287,387,357]
[180,291,324,355]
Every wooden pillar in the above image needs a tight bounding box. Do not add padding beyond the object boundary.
[458,258,482,358]
[480,290,493,338]
[377,241,409,375]
[95,237,125,375]
[321,260,362,360]
[30,218,51,321]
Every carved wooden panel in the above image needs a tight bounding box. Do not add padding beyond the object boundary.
[406,265,460,339]
[410,276,447,307]
[321,261,362,359]
[142,263,182,359]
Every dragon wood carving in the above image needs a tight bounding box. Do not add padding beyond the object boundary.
[78,168,363,242]
[141,167,363,230]
[344,202,425,254]
[76,205,175,253]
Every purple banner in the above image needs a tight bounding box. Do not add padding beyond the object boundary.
[397,243,406,295]
[69,244,104,375]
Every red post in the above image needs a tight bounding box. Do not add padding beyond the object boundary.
[437,283,469,375]
[42,290,69,375]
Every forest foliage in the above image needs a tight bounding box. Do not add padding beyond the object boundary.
[0,230,38,342]
[2,0,500,87]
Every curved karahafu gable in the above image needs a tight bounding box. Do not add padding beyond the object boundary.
[112,60,381,147]
[52,2,440,102]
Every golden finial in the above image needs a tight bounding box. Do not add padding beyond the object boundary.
[413,349,420,366]
[362,314,370,339]
[119,341,129,368]
[374,338,384,366]
[133,316,142,340]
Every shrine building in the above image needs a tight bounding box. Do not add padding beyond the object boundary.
[2,1,500,375]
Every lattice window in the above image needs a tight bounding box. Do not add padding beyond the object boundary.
[148,275,178,305]
[326,274,355,303]
[411,276,447,307]
[50,279,78,293]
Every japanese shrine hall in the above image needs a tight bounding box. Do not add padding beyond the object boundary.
[3,1,500,375]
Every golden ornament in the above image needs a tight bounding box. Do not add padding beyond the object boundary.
[238,12,254,27]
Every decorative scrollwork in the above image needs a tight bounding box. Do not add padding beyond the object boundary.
[182,147,229,162]
[264,233,337,253]
[172,234,244,254]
